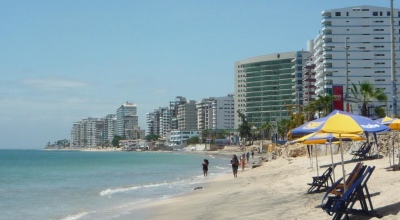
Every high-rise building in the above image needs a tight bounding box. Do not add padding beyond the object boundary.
[178,100,197,130]
[72,117,104,148]
[234,51,310,128]
[104,114,116,143]
[170,96,187,130]
[116,102,137,137]
[197,94,235,130]
[70,122,81,148]
[314,5,400,115]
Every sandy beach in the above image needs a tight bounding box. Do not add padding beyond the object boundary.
[138,149,400,220]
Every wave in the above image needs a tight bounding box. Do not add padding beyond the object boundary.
[60,211,89,220]
[99,182,168,196]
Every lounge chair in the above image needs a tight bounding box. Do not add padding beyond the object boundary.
[350,142,367,155]
[321,166,375,220]
[352,143,373,160]
[328,162,363,196]
[307,166,334,193]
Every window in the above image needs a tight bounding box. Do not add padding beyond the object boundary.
[347,12,349,16]
[375,79,386,81]
[388,11,391,16]
[373,20,384,23]
[373,11,378,16]
[374,45,384,48]
[297,73,302,77]
[375,71,386,73]
[373,29,384,31]
[374,37,384,39]
[336,12,341,16]
[297,66,302,70]
[375,54,385,56]
[375,62,385,65]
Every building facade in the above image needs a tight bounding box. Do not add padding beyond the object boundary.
[234,51,310,128]
[314,5,400,115]
[177,100,197,130]
[116,102,137,137]
[103,114,116,143]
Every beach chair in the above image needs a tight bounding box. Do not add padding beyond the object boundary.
[329,162,363,196]
[352,143,373,160]
[307,166,334,193]
[346,166,376,218]
[350,142,367,155]
[321,166,373,220]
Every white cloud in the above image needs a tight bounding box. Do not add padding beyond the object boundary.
[21,77,90,90]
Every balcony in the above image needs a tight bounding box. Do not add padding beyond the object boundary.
[322,18,332,26]
[322,27,332,34]
[303,64,316,70]
[322,11,332,17]
[322,35,332,42]
[303,78,316,83]
[303,84,316,89]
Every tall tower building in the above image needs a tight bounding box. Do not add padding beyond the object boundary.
[104,114,116,143]
[177,100,197,130]
[116,102,138,137]
[314,5,400,115]
[234,51,310,128]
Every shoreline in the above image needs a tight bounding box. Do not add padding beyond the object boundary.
[130,151,400,220]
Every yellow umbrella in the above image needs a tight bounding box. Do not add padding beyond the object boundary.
[293,132,366,179]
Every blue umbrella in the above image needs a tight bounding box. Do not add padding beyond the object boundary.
[289,110,390,192]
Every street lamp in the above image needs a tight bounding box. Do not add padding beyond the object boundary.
[390,0,398,118]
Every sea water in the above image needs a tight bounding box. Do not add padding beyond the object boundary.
[0,150,231,220]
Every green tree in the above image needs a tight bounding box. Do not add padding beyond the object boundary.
[187,136,200,145]
[277,119,290,141]
[315,94,337,117]
[237,110,252,143]
[260,122,272,140]
[145,134,160,142]
[350,81,388,117]
[375,106,386,118]
[112,135,124,147]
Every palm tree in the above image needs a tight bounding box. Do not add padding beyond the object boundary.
[315,94,337,117]
[277,119,290,141]
[350,81,388,117]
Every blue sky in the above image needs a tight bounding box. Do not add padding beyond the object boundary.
[1,0,398,149]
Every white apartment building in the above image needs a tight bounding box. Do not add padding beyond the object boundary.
[166,130,201,146]
[116,102,137,137]
[314,5,400,115]
[104,114,116,143]
[72,117,104,148]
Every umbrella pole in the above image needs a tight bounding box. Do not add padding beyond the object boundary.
[330,140,335,182]
[339,134,347,193]
[316,144,319,177]
[393,132,395,168]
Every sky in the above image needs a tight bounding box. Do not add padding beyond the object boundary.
[1,0,398,149]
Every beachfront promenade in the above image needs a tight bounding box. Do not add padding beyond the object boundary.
[139,151,400,220]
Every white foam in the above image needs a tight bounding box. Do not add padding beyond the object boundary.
[99,182,168,196]
[60,211,89,220]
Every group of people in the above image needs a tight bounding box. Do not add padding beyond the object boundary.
[201,150,255,179]
[230,150,254,178]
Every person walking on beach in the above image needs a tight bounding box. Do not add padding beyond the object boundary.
[246,151,250,162]
[202,159,209,177]
[230,155,239,178]
[251,150,254,159]
[240,153,246,172]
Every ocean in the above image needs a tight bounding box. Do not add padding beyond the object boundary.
[0,150,232,220]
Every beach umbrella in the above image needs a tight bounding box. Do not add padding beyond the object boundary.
[292,132,366,182]
[376,117,400,168]
[290,110,390,192]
